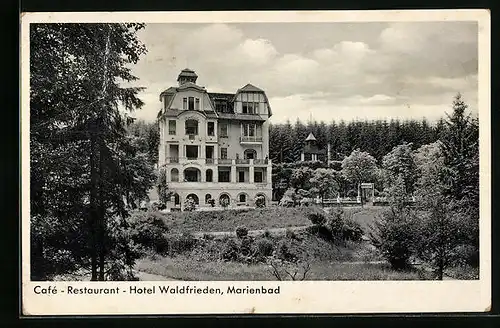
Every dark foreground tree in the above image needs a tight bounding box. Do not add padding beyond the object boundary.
[30,23,151,280]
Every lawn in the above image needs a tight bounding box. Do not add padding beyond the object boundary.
[135,255,427,281]
[157,206,374,234]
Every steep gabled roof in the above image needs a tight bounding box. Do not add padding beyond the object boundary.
[177,68,198,81]
[305,132,317,141]
[238,83,264,93]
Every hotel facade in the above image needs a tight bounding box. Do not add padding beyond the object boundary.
[157,68,273,211]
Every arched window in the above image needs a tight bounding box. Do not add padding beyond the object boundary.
[244,149,257,160]
[206,169,213,182]
[219,193,230,206]
[183,167,201,182]
[238,193,247,203]
[171,168,179,182]
[185,119,199,135]
[174,193,180,205]
[205,194,212,204]
[186,193,199,205]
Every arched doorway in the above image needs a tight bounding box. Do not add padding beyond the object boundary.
[186,193,199,205]
[244,149,257,160]
[219,193,230,206]
[171,168,179,182]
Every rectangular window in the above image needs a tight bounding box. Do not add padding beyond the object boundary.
[195,98,200,110]
[188,97,195,110]
[186,145,198,159]
[220,123,228,137]
[185,120,198,135]
[183,98,187,110]
[242,102,256,114]
[239,171,245,183]
[254,171,263,183]
[218,170,230,183]
[242,123,257,136]
[207,122,215,136]
[220,148,227,159]
[168,120,176,135]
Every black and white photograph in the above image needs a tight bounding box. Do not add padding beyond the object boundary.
[21,10,491,315]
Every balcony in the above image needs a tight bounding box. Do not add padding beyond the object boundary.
[218,158,232,165]
[236,159,250,164]
[240,136,263,144]
[254,159,269,165]
[188,134,196,140]
[206,158,214,164]
[168,157,179,163]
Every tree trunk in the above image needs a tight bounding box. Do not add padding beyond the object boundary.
[89,133,98,281]
[98,137,106,281]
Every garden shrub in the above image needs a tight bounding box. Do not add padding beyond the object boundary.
[255,195,266,208]
[262,230,271,238]
[239,236,254,256]
[167,232,197,254]
[285,228,297,239]
[347,189,358,199]
[307,210,326,226]
[275,240,297,263]
[183,197,196,212]
[236,226,249,239]
[253,237,274,257]
[221,238,240,261]
[370,208,419,270]
[127,211,170,254]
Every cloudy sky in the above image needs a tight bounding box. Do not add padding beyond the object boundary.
[128,22,478,124]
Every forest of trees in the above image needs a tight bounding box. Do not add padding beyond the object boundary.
[269,117,444,163]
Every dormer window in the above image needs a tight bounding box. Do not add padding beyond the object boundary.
[183,97,199,110]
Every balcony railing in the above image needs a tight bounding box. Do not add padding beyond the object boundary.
[218,158,232,164]
[254,159,268,165]
[206,158,214,164]
[188,134,196,140]
[240,136,263,143]
[236,159,250,164]
[168,157,179,163]
[186,156,198,161]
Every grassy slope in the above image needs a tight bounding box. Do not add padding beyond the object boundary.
[136,255,425,281]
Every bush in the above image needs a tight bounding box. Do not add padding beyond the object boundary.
[184,197,196,212]
[255,195,266,208]
[275,240,297,262]
[127,211,170,254]
[254,237,274,257]
[221,239,240,261]
[236,226,249,239]
[285,228,297,239]
[341,219,364,242]
[371,208,419,270]
[347,189,358,198]
[262,230,272,238]
[307,211,326,226]
[167,232,197,254]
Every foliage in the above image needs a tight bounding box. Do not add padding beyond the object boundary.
[341,149,378,205]
[309,168,339,203]
[126,211,169,254]
[183,197,196,212]
[220,197,230,209]
[381,142,418,197]
[167,232,197,254]
[290,166,314,191]
[370,207,419,270]
[307,210,327,226]
[235,226,249,239]
[30,23,150,280]
[269,118,440,164]
[156,167,171,205]
[255,195,266,208]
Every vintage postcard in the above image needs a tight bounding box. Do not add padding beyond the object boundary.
[20,10,491,315]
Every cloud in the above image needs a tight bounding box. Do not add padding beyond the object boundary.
[129,22,478,124]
